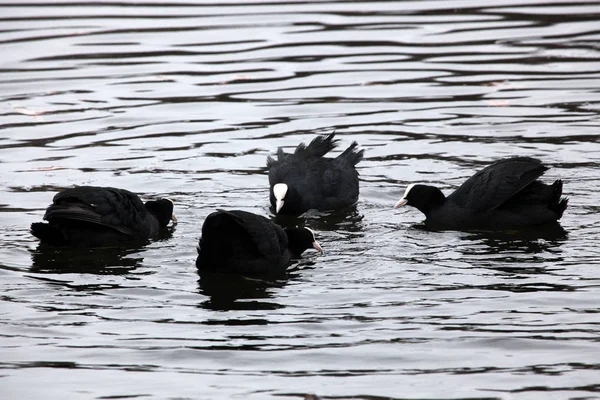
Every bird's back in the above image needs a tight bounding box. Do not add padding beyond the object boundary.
[51,187,148,233]
[268,133,338,184]
[197,210,290,275]
[31,186,151,246]
[448,157,547,212]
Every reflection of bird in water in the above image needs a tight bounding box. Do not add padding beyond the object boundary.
[461,223,567,254]
[197,271,287,311]
[274,205,364,233]
[456,224,568,275]
[30,186,176,247]
[30,244,145,275]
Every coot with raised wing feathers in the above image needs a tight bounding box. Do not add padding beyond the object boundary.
[394,157,568,231]
[267,133,363,215]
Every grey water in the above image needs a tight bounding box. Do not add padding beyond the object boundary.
[1,1,600,399]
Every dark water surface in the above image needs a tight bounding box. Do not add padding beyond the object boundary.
[1,1,600,399]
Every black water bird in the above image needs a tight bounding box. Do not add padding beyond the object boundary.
[196,210,322,276]
[394,157,568,231]
[31,186,176,247]
[267,133,364,215]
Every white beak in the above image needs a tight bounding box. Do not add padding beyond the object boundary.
[312,240,323,254]
[171,213,178,224]
[394,198,408,208]
[273,183,288,214]
[276,199,284,213]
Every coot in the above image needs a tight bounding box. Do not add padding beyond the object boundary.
[267,133,364,215]
[196,210,322,276]
[31,186,176,247]
[394,157,568,231]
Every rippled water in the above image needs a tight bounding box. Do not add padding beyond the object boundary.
[1,1,600,399]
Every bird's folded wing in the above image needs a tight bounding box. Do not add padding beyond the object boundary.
[449,157,547,211]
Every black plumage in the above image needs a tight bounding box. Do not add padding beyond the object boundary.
[196,210,322,276]
[267,133,364,215]
[395,157,568,231]
[31,186,176,247]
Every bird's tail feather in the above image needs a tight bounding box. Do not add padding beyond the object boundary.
[338,141,364,166]
[296,133,338,157]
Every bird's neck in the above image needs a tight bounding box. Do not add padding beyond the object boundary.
[284,228,307,258]
[418,190,446,215]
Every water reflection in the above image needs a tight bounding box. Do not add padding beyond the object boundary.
[197,270,287,311]
[30,244,144,274]
[273,205,364,232]
[460,223,567,255]
[454,225,568,276]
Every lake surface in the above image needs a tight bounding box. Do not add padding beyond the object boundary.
[1,1,600,399]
